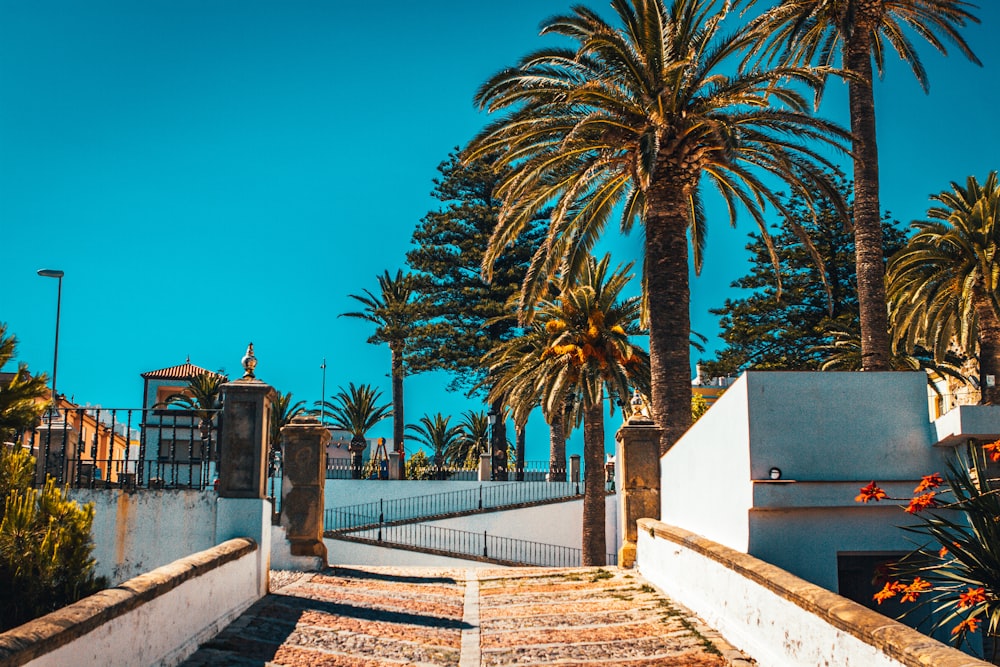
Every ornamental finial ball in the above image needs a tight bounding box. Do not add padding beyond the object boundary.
[242,343,257,379]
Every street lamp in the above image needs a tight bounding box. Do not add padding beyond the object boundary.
[487,407,498,481]
[37,269,64,403]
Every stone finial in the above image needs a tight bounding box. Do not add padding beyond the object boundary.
[629,390,652,422]
[241,343,257,379]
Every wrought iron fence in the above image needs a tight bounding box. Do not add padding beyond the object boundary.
[320,455,576,482]
[325,481,581,532]
[343,522,617,567]
[9,407,220,490]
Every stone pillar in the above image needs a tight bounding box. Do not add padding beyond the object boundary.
[614,416,662,568]
[218,377,274,499]
[569,454,581,486]
[478,453,491,482]
[279,416,330,569]
[388,452,401,480]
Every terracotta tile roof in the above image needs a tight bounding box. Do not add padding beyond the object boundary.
[140,361,226,381]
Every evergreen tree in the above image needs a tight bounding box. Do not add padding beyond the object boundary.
[0,446,106,631]
[0,323,49,439]
[702,177,905,377]
[406,149,545,395]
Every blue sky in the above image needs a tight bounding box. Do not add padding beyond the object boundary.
[2,0,998,462]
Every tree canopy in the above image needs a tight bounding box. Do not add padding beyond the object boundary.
[406,149,544,395]
[701,176,905,378]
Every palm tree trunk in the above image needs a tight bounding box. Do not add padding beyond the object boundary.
[846,26,892,372]
[975,285,1000,405]
[391,343,405,466]
[645,177,694,454]
[581,401,606,566]
[549,407,566,482]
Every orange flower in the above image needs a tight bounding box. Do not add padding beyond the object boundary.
[873,581,905,604]
[900,577,931,603]
[952,617,980,635]
[939,545,949,559]
[984,439,1000,462]
[856,482,887,503]
[959,587,986,609]
[914,473,944,493]
[906,492,937,514]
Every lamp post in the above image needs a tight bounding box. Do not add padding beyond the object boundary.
[37,269,64,403]
[487,407,497,481]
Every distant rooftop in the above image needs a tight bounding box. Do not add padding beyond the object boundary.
[141,358,226,381]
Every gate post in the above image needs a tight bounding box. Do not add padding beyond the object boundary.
[614,410,662,568]
[215,344,274,596]
[277,415,330,569]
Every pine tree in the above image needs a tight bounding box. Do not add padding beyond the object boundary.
[0,446,106,631]
[702,176,905,377]
[406,149,545,393]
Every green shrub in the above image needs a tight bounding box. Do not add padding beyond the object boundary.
[0,446,106,631]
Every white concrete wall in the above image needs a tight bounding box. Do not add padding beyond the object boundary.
[72,488,217,586]
[659,371,959,589]
[637,521,988,667]
[27,540,261,667]
[660,376,753,551]
[744,372,941,481]
[326,495,617,567]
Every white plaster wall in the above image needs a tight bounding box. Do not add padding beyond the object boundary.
[324,479,563,509]
[326,540,508,568]
[427,495,618,557]
[745,372,942,481]
[748,506,912,591]
[30,546,260,667]
[637,528,910,667]
[326,495,617,567]
[660,376,753,551]
[71,489,217,586]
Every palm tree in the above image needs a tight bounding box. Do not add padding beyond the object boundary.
[406,413,464,480]
[887,173,1000,404]
[341,270,421,464]
[747,0,981,371]
[0,323,49,439]
[318,383,392,477]
[157,371,227,456]
[535,255,649,565]
[470,0,850,453]
[450,410,490,468]
[484,322,570,481]
[268,391,308,475]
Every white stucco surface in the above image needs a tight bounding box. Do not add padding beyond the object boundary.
[72,488,218,586]
[658,372,975,591]
[636,525,986,667]
[29,543,261,667]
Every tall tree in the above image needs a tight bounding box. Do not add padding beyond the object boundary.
[407,150,545,469]
[406,413,464,480]
[450,410,490,468]
[469,0,850,453]
[341,270,421,463]
[702,175,905,377]
[747,0,981,371]
[0,323,49,439]
[318,383,393,446]
[887,173,1000,404]
[534,255,649,565]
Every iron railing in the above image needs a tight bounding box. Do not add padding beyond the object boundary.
[341,522,617,567]
[10,407,220,490]
[320,455,576,482]
[325,481,581,532]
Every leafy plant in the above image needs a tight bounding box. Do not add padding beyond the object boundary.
[859,441,1000,654]
[0,446,106,631]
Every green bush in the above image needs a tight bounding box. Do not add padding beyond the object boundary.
[0,446,106,631]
